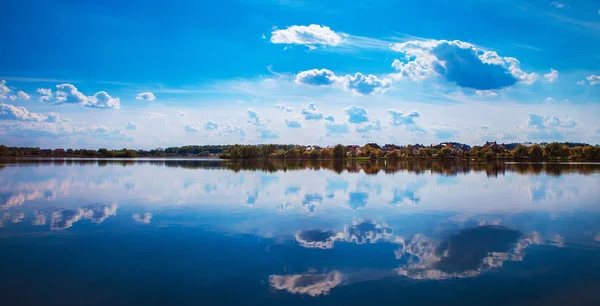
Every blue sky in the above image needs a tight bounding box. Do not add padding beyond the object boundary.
[0,0,599,149]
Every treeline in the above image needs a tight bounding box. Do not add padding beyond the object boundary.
[221,143,600,161]
[2,142,600,161]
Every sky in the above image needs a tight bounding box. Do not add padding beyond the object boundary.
[0,0,599,149]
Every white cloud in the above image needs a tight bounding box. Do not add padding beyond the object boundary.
[474,90,498,97]
[247,109,271,126]
[544,69,559,82]
[390,40,538,89]
[296,69,391,95]
[37,88,52,102]
[343,105,369,123]
[126,121,137,130]
[55,83,87,104]
[276,103,294,112]
[55,84,120,109]
[17,91,30,100]
[387,109,423,132]
[85,91,120,109]
[581,74,600,85]
[8,95,17,101]
[324,115,334,122]
[285,116,302,128]
[0,80,10,95]
[0,103,55,122]
[545,97,554,102]
[550,2,566,9]
[301,103,324,120]
[295,69,340,86]
[136,92,156,101]
[526,113,578,140]
[270,24,346,49]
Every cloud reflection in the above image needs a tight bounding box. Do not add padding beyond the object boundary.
[133,213,152,224]
[50,203,117,230]
[269,271,343,297]
[295,220,392,248]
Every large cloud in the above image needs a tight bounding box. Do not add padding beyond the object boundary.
[55,84,120,109]
[301,103,324,120]
[390,40,538,89]
[1,103,56,122]
[135,92,156,101]
[578,74,600,86]
[296,69,391,95]
[394,226,543,280]
[270,24,346,48]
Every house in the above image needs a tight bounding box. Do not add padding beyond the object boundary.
[381,144,398,152]
[365,143,381,150]
[483,141,506,152]
[346,145,362,157]
[54,148,66,156]
[305,145,321,152]
[410,144,424,153]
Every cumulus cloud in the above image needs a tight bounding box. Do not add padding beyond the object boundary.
[301,103,324,120]
[544,69,559,82]
[0,80,10,97]
[247,109,271,126]
[285,116,302,128]
[324,115,335,122]
[345,73,391,95]
[0,103,57,122]
[55,84,120,109]
[17,91,30,100]
[37,88,52,102]
[126,121,137,130]
[579,74,600,86]
[527,113,577,129]
[387,109,423,132]
[55,84,87,104]
[270,24,346,48]
[550,1,565,8]
[296,69,391,95]
[135,92,156,101]
[85,91,120,109]
[276,103,293,112]
[390,40,537,89]
[269,271,343,297]
[343,105,369,123]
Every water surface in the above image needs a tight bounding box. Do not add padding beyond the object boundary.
[1,159,599,305]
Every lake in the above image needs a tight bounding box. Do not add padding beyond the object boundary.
[1,159,599,305]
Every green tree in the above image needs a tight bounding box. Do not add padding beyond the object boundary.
[309,149,322,159]
[528,144,543,159]
[513,144,528,159]
[543,142,562,160]
[330,144,345,160]
[440,147,453,159]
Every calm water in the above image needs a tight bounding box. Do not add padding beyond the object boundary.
[1,159,600,305]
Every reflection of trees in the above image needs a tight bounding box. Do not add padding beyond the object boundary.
[4,159,597,176]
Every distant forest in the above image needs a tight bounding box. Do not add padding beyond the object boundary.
[1,141,599,161]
